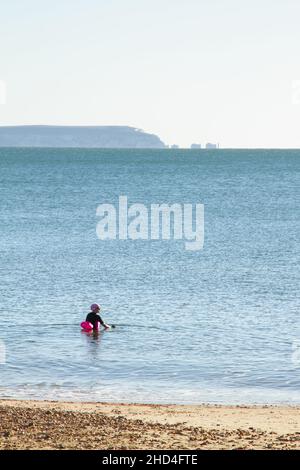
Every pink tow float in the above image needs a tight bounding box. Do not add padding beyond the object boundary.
[80,321,100,331]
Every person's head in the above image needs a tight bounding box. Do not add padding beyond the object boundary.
[90,303,101,313]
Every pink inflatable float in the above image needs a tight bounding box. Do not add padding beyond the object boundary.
[80,321,100,331]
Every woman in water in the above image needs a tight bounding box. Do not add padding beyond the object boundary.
[86,303,111,330]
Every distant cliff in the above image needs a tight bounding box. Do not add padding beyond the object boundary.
[0,125,166,148]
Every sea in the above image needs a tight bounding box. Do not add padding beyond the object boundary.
[0,148,299,404]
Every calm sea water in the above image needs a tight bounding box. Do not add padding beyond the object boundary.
[0,148,299,404]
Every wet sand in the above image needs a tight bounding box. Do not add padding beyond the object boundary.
[0,400,299,450]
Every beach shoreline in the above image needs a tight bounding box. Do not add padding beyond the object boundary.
[0,399,299,450]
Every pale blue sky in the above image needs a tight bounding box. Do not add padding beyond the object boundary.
[1,0,300,147]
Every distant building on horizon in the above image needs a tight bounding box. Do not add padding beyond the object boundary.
[170,144,179,149]
[206,142,219,149]
[190,143,201,149]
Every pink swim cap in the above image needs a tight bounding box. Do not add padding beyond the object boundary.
[90,303,100,312]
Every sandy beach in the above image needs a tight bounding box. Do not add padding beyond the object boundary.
[0,400,299,450]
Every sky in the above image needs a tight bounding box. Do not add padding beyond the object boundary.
[1,0,300,148]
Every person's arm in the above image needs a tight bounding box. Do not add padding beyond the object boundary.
[98,315,111,329]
